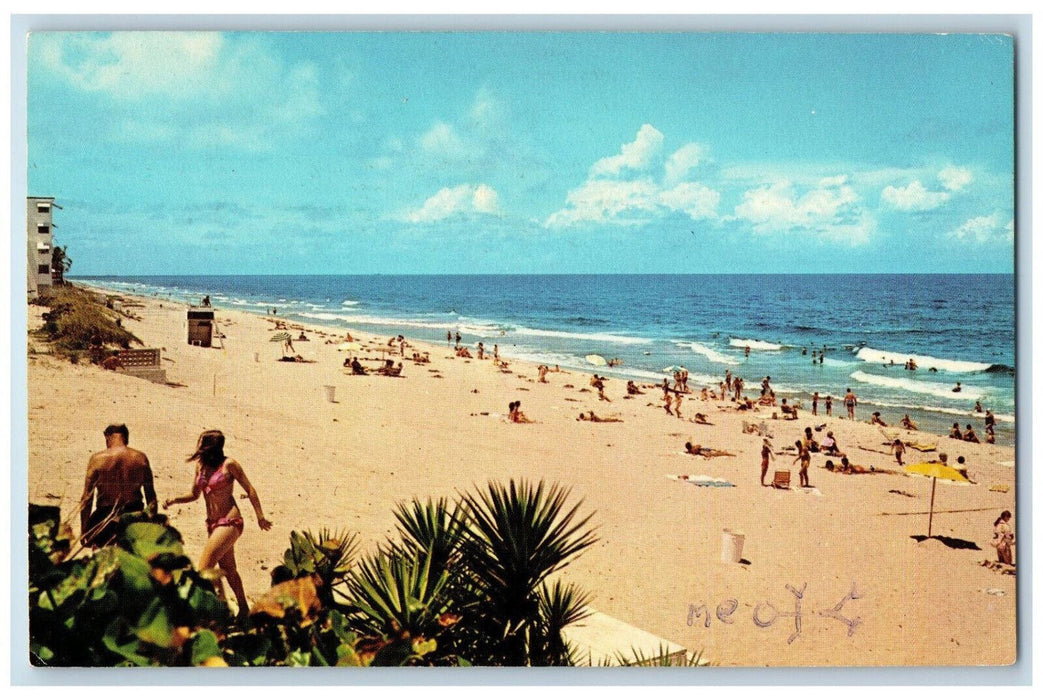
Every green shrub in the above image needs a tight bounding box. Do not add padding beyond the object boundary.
[35,285,140,361]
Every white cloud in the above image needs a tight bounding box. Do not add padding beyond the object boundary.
[419,122,471,160]
[880,180,951,211]
[469,86,504,131]
[546,125,720,229]
[32,33,324,150]
[948,213,1013,243]
[733,178,870,243]
[403,184,501,223]
[938,166,973,192]
[34,32,225,98]
[545,178,661,228]
[664,143,710,185]
[656,183,720,220]
[545,178,720,229]
[589,124,664,177]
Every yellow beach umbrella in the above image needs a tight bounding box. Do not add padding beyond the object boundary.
[905,461,970,537]
[585,354,607,366]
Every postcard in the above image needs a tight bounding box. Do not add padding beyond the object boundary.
[22,26,1018,672]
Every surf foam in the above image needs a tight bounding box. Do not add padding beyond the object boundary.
[730,338,783,351]
[850,370,985,400]
[675,341,741,365]
[855,346,992,373]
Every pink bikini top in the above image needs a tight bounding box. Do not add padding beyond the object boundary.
[196,462,234,498]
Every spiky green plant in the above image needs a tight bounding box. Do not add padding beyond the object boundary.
[345,548,454,646]
[392,497,469,574]
[459,479,598,666]
[533,580,593,666]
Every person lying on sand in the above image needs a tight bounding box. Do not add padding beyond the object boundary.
[684,442,735,458]
[508,401,534,424]
[825,457,898,475]
[691,412,712,425]
[456,347,473,359]
[870,412,888,427]
[900,414,918,431]
[626,380,644,395]
[577,411,623,423]
[279,355,313,363]
[377,362,403,377]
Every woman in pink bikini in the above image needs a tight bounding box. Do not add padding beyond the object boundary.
[163,429,271,617]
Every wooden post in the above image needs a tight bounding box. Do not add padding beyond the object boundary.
[928,477,937,537]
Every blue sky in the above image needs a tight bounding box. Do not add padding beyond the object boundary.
[27,32,1014,274]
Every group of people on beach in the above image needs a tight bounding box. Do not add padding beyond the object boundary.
[79,424,270,618]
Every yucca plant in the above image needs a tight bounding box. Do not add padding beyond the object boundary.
[344,547,458,662]
[392,497,469,574]
[532,579,593,666]
[606,645,712,667]
[459,479,598,666]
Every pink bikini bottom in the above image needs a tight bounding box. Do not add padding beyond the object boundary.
[206,515,244,535]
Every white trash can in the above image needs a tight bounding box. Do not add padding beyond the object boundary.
[323,385,336,403]
[721,529,745,563]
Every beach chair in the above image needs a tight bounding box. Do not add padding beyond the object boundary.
[772,470,791,489]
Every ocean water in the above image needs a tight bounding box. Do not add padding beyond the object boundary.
[74,274,1016,444]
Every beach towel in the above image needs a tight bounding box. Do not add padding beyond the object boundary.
[666,474,736,488]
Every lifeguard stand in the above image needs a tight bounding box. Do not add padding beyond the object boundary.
[187,307,215,347]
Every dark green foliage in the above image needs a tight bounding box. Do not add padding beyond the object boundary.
[29,507,228,666]
[457,480,599,665]
[277,528,359,609]
[34,285,140,359]
[29,479,599,667]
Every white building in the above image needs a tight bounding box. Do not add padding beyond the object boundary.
[27,196,59,296]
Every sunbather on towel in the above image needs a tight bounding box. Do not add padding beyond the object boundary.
[577,411,623,423]
[685,442,735,458]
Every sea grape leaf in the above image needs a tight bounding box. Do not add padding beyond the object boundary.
[190,630,222,666]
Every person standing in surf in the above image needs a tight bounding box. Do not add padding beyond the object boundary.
[843,388,857,420]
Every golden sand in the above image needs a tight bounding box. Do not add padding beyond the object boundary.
[26,291,1017,667]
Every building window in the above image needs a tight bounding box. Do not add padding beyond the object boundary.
[39,246,50,255]
[38,225,50,234]
[38,264,50,274]
[37,203,51,213]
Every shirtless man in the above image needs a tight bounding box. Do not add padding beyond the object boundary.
[79,424,158,548]
[843,388,857,420]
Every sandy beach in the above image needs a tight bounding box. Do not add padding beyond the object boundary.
[25,289,1018,667]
